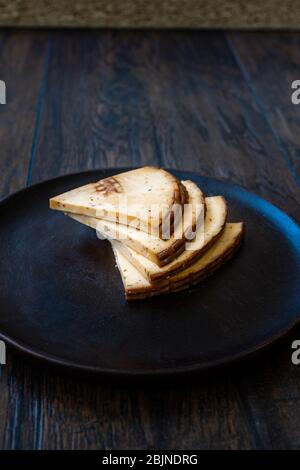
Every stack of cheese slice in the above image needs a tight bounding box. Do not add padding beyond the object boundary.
[50,167,244,300]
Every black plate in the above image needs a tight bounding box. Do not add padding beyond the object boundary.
[0,168,299,378]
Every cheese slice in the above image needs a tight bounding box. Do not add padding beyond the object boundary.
[112,223,244,300]
[67,180,205,266]
[50,167,188,239]
[115,196,227,282]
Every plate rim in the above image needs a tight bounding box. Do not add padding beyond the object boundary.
[0,317,299,377]
[0,167,299,377]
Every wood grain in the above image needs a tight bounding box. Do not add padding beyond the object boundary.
[31,31,168,181]
[228,32,300,190]
[32,31,300,219]
[0,30,49,197]
[0,30,300,450]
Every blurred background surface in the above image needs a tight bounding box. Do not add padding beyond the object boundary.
[0,0,299,29]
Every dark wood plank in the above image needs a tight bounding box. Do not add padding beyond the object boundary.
[142,31,299,219]
[0,29,49,449]
[227,31,300,191]
[31,31,166,182]
[0,30,49,197]
[235,338,300,450]
[3,366,261,450]
[4,348,300,449]
[32,31,300,221]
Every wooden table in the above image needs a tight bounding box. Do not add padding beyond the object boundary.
[0,30,300,450]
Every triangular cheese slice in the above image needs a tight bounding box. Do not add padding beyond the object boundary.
[112,223,244,300]
[50,167,188,239]
[67,180,205,266]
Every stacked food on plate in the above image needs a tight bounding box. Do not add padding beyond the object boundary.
[50,167,244,300]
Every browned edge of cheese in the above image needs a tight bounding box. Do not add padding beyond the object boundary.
[156,185,205,265]
[150,196,228,281]
[158,178,189,240]
[125,222,244,300]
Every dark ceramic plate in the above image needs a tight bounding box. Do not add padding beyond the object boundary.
[0,168,299,378]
